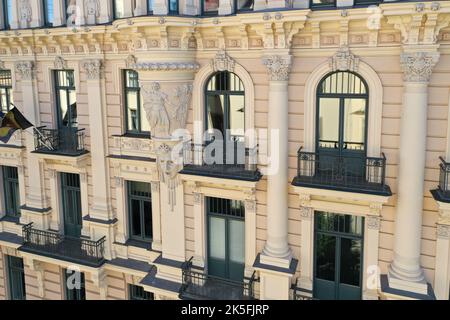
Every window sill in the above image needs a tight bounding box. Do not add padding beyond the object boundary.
[119,132,151,139]
[126,238,152,251]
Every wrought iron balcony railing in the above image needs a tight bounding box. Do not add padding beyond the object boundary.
[21,223,105,267]
[292,279,315,300]
[179,258,256,300]
[293,147,391,196]
[34,127,86,156]
[435,156,450,199]
[181,140,261,181]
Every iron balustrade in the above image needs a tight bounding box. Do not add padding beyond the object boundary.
[292,279,315,300]
[34,127,86,155]
[182,140,261,181]
[294,147,389,194]
[22,223,105,266]
[180,258,256,300]
[438,157,450,197]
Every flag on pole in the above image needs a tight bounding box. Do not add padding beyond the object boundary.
[0,107,33,143]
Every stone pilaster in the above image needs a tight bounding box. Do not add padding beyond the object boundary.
[387,51,440,296]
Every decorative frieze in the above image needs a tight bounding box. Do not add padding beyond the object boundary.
[262,55,292,81]
[400,51,440,83]
[15,61,35,80]
[81,59,104,80]
[330,47,360,73]
[211,50,235,73]
[132,62,200,72]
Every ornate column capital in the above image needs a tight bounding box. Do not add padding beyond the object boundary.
[15,61,36,80]
[81,59,104,80]
[400,51,440,83]
[262,55,292,81]
[300,207,313,220]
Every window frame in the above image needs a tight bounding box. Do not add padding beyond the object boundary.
[54,69,77,129]
[63,268,86,300]
[0,69,13,114]
[123,69,149,136]
[129,284,154,300]
[310,0,336,9]
[2,166,20,218]
[127,180,153,243]
[6,255,26,300]
[43,0,54,27]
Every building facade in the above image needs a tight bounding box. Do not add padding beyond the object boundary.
[0,0,450,301]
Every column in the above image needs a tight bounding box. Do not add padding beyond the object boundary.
[183,0,198,15]
[387,51,440,296]
[75,0,86,26]
[150,181,162,252]
[30,0,44,27]
[337,0,354,8]
[253,0,266,11]
[218,0,233,16]
[299,205,313,291]
[192,189,205,268]
[9,0,20,29]
[267,0,290,9]
[98,0,112,23]
[257,54,294,300]
[365,212,381,300]
[434,223,450,299]
[15,61,50,226]
[261,54,292,266]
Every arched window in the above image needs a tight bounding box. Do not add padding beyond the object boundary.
[316,71,368,176]
[205,71,245,141]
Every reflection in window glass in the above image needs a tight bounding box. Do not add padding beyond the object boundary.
[148,0,154,13]
[0,70,13,113]
[203,0,219,13]
[311,0,336,6]
[44,0,54,26]
[237,0,254,11]
[344,98,366,151]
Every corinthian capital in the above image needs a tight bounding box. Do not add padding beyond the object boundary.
[81,59,104,80]
[400,51,440,83]
[15,61,36,80]
[262,55,292,81]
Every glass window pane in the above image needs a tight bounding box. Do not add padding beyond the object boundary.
[312,0,336,6]
[340,238,362,286]
[44,0,54,25]
[315,234,336,281]
[228,220,244,264]
[208,217,226,260]
[318,98,340,148]
[169,0,178,13]
[144,200,153,239]
[229,95,245,138]
[148,0,154,13]
[237,0,254,11]
[127,91,139,131]
[206,95,225,134]
[130,199,141,237]
[344,99,366,151]
[114,0,125,18]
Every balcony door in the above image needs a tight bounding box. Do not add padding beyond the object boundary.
[6,256,26,300]
[316,71,368,177]
[205,71,245,165]
[54,70,78,152]
[207,197,245,282]
[314,212,364,300]
[61,173,82,238]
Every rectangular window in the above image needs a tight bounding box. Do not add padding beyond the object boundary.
[0,69,13,113]
[129,284,154,300]
[54,70,77,128]
[203,0,219,15]
[43,0,54,26]
[2,166,20,218]
[236,0,254,12]
[127,181,153,242]
[6,255,26,300]
[64,269,86,300]
[169,0,178,14]
[311,0,336,7]
[2,0,12,30]
[124,70,149,134]
[147,0,154,14]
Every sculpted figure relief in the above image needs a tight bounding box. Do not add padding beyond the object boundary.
[142,82,193,139]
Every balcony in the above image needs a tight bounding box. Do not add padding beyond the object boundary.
[292,279,314,300]
[179,258,256,300]
[33,127,87,156]
[292,148,391,196]
[431,157,450,203]
[20,223,106,267]
[181,141,262,182]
